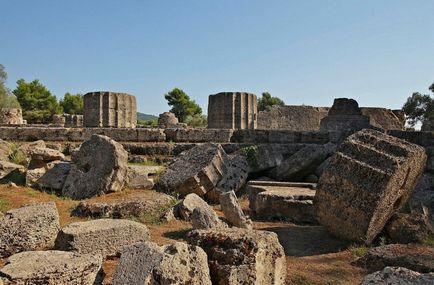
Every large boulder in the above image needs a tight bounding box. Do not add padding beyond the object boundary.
[0,202,60,258]
[16,140,46,156]
[270,143,336,182]
[191,206,226,230]
[54,219,150,258]
[314,129,427,244]
[385,213,433,244]
[113,242,211,285]
[361,267,434,285]
[126,165,162,189]
[62,134,129,199]
[36,161,71,193]
[0,251,102,285]
[355,244,434,273]
[28,147,65,169]
[158,143,228,197]
[187,228,286,285]
[219,190,252,229]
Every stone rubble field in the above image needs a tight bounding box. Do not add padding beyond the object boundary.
[0,129,433,285]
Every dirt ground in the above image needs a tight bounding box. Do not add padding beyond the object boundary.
[0,185,367,285]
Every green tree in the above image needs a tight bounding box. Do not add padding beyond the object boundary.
[164,88,202,122]
[185,114,207,128]
[402,83,434,127]
[13,79,62,124]
[60,93,83,114]
[0,64,20,109]
[257,92,285,111]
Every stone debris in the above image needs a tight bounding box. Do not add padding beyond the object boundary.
[191,206,227,230]
[187,228,286,285]
[315,129,427,244]
[158,143,228,197]
[54,219,150,258]
[36,161,71,192]
[0,251,102,285]
[62,134,129,199]
[174,193,214,221]
[355,244,434,273]
[248,181,317,224]
[270,143,336,182]
[219,190,252,229]
[361,267,434,285]
[0,161,24,180]
[126,165,163,189]
[0,202,60,258]
[113,242,212,285]
[16,140,46,156]
[72,190,176,219]
[28,147,65,169]
[385,213,434,244]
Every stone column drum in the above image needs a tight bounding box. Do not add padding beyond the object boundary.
[208,92,257,129]
[83,92,137,128]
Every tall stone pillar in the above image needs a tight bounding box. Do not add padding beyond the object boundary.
[207,92,257,129]
[83,92,137,128]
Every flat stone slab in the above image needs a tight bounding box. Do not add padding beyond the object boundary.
[0,251,102,285]
[187,228,286,285]
[54,219,150,258]
[248,181,317,224]
[0,202,60,258]
[362,267,434,285]
[73,190,176,219]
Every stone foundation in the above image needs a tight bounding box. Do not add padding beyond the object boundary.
[0,108,23,125]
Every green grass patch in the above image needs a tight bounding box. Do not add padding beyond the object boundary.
[240,145,258,169]
[129,160,164,167]
[0,198,10,213]
[24,189,38,197]
[349,246,369,257]
[10,150,27,166]
[422,235,434,247]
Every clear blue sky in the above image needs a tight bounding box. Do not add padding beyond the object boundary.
[1,1,433,115]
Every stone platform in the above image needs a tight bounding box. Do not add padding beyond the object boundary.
[247,181,317,224]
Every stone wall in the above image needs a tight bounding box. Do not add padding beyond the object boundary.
[83,92,137,128]
[257,104,404,131]
[257,105,328,131]
[208,92,257,129]
[0,108,24,125]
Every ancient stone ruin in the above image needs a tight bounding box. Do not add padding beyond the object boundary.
[208,92,257,129]
[83,91,137,128]
[320,98,372,131]
[0,108,23,125]
[314,129,427,244]
[157,112,186,129]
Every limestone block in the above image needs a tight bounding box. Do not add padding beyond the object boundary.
[219,191,252,229]
[113,242,211,285]
[54,219,150,258]
[187,228,286,285]
[0,202,60,258]
[174,193,213,221]
[0,251,102,285]
[315,129,427,244]
[361,267,434,285]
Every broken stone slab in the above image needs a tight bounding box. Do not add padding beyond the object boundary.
[314,129,427,244]
[158,143,228,197]
[0,161,24,180]
[0,202,60,258]
[54,219,150,258]
[385,213,434,244]
[126,165,163,189]
[355,244,434,273]
[28,147,65,168]
[113,241,212,285]
[187,228,286,285]
[270,143,336,182]
[248,181,317,224]
[361,267,434,285]
[0,251,103,285]
[191,206,227,230]
[174,193,213,221]
[72,190,176,219]
[219,191,252,229]
[16,140,46,156]
[62,134,129,199]
[36,161,71,192]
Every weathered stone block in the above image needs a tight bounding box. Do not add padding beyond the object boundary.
[361,267,434,285]
[315,129,427,244]
[219,190,252,229]
[54,219,150,258]
[0,108,23,125]
[187,228,286,285]
[0,202,60,258]
[0,251,102,285]
[320,98,371,131]
[113,242,211,285]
